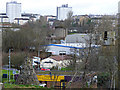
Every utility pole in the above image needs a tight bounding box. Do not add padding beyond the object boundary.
[8,48,13,82]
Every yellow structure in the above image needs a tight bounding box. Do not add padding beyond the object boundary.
[37,75,64,81]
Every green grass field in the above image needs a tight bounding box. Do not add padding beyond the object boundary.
[2,69,19,75]
[2,70,13,75]
[1,70,51,89]
[2,69,19,83]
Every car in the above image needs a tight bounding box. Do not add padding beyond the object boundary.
[41,68,50,71]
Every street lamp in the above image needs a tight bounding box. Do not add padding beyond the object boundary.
[38,50,40,71]
[8,48,13,82]
[38,50,42,71]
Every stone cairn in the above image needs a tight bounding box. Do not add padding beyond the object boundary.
[15,57,39,85]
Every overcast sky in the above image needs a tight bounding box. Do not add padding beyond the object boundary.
[0,0,119,15]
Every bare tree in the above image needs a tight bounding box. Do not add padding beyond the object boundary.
[64,11,73,29]
[66,15,118,88]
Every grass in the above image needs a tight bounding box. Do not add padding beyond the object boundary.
[61,67,72,71]
[2,69,19,83]
[36,67,77,75]
[2,70,50,89]
[2,69,19,75]
[4,83,50,89]
[36,71,79,76]
[2,70,13,76]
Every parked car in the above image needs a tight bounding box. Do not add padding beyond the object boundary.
[41,68,50,71]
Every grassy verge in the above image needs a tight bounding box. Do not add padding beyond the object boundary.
[2,69,19,83]
[2,70,50,89]
[61,67,72,71]
[36,71,77,75]
[2,69,19,75]
[4,83,50,89]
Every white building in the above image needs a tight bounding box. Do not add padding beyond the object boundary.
[0,13,9,23]
[6,1,21,23]
[47,43,99,55]
[32,56,40,66]
[45,15,56,26]
[65,34,90,43]
[21,13,41,22]
[57,4,72,20]
[14,17,29,25]
[40,55,72,69]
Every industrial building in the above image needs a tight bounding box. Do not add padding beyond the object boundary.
[46,43,99,56]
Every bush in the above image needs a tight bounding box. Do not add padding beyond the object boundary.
[61,67,72,71]
[97,72,110,88]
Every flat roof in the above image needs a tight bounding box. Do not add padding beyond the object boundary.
[47,43,100,49]
[14,18,29,20]
[0,16,8,18]
[0,13,6,15]
[6,1,21,4]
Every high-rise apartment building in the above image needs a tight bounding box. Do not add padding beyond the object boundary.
[57,4,72,20]
[6,1,21,23]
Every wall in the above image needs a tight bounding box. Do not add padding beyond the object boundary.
[47,45,71,55]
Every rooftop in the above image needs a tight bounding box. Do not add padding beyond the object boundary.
[14,18,29,20]
[48,43,100,49]
[7,1,21,4]
[50,55,72,61]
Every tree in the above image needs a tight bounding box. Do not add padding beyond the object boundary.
[63,11,73,29]
[66,15,118,88]
[67,11,73,20]
[88,15,117,88]
[2,17,52,69]
[2,16,51,52]
[117,13,120,88]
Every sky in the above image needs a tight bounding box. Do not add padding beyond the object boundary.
[0,0,119,15]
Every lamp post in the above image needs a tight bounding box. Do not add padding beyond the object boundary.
[38,49,40,71]
[8,49,11,82]
[8,48,13,82]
